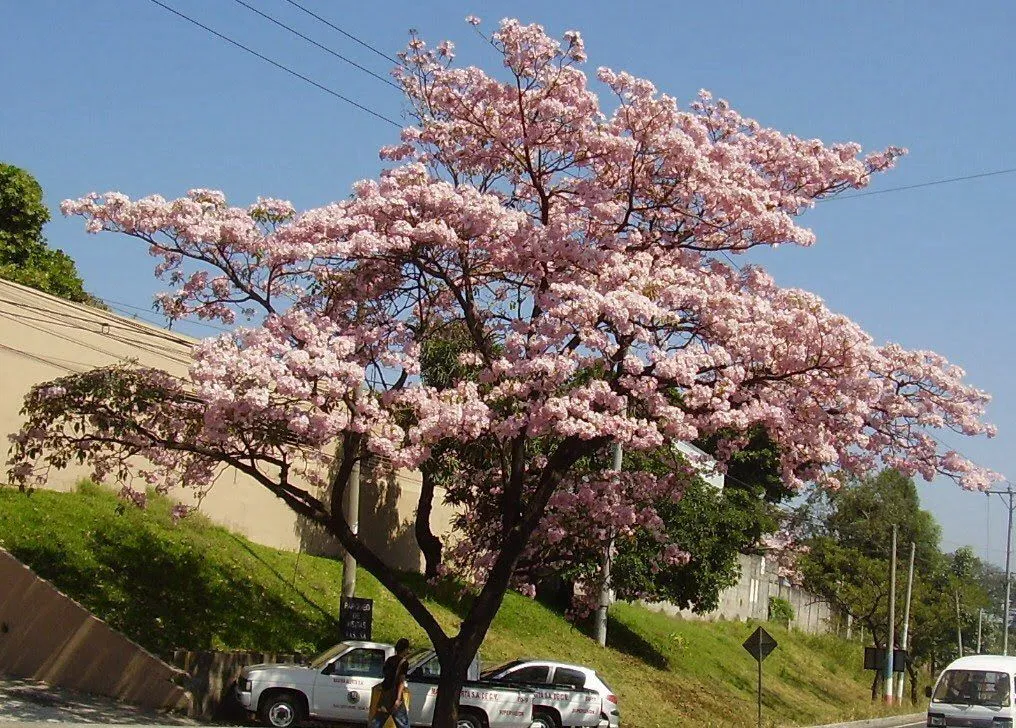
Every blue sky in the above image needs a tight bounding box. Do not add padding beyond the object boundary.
[3,1,1015,564]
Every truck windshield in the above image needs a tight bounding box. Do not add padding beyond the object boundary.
[933,670,1011,707]
[406,649,437,672]
[309,643,350,670]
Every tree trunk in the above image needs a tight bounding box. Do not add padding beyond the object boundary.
[907,662,918,705]
[870,670,880,702]
[431,642,471,728]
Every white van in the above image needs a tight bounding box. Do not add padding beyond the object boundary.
[926,654,1016,727]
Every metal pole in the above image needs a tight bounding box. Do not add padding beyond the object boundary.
[977,609,983,654]
[896,541,916,702]
[757,655,763,728]
[341,384,364,599]
[884,525,897,703]
[1005,485,1014,656]
[595,440,624,647]
[341,453,361,597]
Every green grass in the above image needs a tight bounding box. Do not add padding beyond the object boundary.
[0,483,922,727]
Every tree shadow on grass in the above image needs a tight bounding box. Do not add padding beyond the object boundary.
[225,533,341,629]
[12,519,339,656]
[599,614,671,671]
[397,570,475,623]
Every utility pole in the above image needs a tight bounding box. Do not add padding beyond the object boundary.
[884,525,897,704]
[341,384,364,599]
[986,483,1015,655]
[895,541,916,702]
[955,590,964,657]
[595,439,624,647]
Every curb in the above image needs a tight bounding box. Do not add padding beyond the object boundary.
[807,713,925,728]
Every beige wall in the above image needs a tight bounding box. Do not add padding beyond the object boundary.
[357,463,460,573]
[0,279,455,571]
[0,548,191,710]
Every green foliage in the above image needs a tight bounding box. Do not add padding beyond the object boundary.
[697,426,793,513]
[611,475,762,611]
[0,162,95,304]
[769,597,794,626]
[0,483,917,727]
[608,427,791,612]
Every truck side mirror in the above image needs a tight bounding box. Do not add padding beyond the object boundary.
[321,662,334,676]
[925,686,933,698]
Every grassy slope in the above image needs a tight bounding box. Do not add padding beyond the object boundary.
[0,484,920,727]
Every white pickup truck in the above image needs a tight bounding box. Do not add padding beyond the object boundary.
[482,659,620,728]
[235,640,536,728]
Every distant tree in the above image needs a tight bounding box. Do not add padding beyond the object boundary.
[0,163,94,304]
[795,470,989,702]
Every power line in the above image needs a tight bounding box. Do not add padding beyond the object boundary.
[830,167,1016,201]
[145,0,401,128]
[280,0,401,66]
[717,166,1016,269]
[229,0,400,90]
[719,251,742,271]
[0,342,91,374]
[100,297,232,334]
[0,299,196,361]
[0,311,191,377]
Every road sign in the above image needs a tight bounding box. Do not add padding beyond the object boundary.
[339,596,373,641]
[864,647,907,672]
[743,627,778,663]
[744,627,778,728]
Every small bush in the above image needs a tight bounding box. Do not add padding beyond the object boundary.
[769,597,794,626]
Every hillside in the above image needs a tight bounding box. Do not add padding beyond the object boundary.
[0,483,921,727]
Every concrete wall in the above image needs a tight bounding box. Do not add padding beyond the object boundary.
[0,279,455,571]
[170,650,309,720]
[0,548,191,710]
[646,553,836,634]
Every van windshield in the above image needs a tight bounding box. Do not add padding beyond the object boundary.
[933,669,1011,707]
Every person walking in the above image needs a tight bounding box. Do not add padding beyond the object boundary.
[368,638,412,728]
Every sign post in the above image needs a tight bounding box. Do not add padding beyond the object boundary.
[743,626,778,728]
[339,596,373,641]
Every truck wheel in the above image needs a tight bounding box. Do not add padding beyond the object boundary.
[531,711,559,728]
[258,692,303,728]
[455,712,484,728]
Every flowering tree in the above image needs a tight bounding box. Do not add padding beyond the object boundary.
[7,18,998,727]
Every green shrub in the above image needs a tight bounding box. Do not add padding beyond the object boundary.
[769,597,794,626]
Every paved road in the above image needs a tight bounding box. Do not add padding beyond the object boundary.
[810,715,925,728]
[0,679,195,725]
[1,678,928,728]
